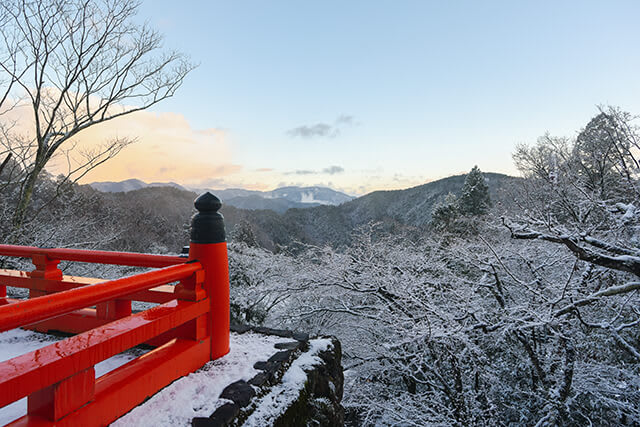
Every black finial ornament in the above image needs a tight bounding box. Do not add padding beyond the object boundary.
[190,192,226,244]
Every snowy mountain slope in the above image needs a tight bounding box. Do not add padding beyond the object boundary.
[89,172,519,251]
[90,179,186,193]
[90,181,354,211]
[267,186,353,205]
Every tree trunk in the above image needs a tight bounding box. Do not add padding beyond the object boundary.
[0,153,12,176]
[11,163,43,233]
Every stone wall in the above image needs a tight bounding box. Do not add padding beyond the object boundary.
[192,326,343,427]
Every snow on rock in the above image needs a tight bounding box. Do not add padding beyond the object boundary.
[242,338,333,427]
[112,332,289,427]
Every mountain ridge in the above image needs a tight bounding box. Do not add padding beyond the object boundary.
[91,172,520,251]
[218,172,519,249]
[89,180,354,212]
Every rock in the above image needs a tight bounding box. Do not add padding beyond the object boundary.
[192,334,344,427]
[191,402,240,427]
[230,324,251,334]
[253,360,278,371]
[248,372,270,387]
[191,417,212,427]
[272,337,344,427]
[209,403,240,425]
[292,331,309,342]
[274,341,301,350]
[252,326,293,338]
[219,381,255,408]
[268,350,292,363]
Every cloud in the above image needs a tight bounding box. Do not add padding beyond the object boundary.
[284,169,314,175]
[286,123,337,139]
[322,165,344,175]
[285,165,345,176]
[335,115,355,126]
[286,114,356,139]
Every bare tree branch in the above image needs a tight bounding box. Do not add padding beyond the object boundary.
[0,0,195,232]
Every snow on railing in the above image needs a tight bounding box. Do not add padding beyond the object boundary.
[0,192,230,427]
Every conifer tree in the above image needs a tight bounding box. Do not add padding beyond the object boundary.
[431,193,459,230]
[459,166,491,215]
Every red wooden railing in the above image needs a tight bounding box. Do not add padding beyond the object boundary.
[0,192,229,427]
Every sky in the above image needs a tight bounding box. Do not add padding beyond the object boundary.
[73,0,640,195]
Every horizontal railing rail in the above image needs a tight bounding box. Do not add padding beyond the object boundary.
[0,244,186,267]
[0,262,202,332]
[0,192,230,427]
[0,298,210,410]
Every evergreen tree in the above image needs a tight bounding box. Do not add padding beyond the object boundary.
[231,220,259,247]
[459,166,491,215]
[431,193,459,230]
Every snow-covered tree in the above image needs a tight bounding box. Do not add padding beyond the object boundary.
[572,109,639,201]
[231,107,640,426]
[431,192,459,230]
[503,106,640,424]
[250,217,640,425]
[459,166,491,215]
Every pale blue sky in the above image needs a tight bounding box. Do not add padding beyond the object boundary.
[100,0,640,194]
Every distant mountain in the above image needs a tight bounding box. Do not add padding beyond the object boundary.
[90,180,355,212]
[220,172,521,249]
[267,187,353,205]
[90,179,186,193]
[339,172,518,228]
[224,195,323,214]
[220,186,354,212]
[91,172,521,253]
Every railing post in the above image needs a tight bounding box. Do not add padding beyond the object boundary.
[188,192,230,359]
[27,367,95,422]
[29,254,63,298]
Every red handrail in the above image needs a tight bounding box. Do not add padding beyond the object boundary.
[0,299,209,407]
[0,262,202,332]
[0,192,230,426]
[0,244,185,267]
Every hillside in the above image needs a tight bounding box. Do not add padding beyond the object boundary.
[223,195,323,214]
[91,172,519,252]
[341,172,517,227]
[90,179,187,193]
[91,181,354,212]
[222,172,520,249]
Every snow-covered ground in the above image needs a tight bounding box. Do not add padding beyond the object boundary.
[0,329,289,426]
[113,332,289,426]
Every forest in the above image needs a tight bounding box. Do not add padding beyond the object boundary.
[1,1,639,425]
[2,106,639,426]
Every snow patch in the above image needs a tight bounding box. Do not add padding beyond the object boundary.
[112,332,289,427]
[300,191,330,205]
